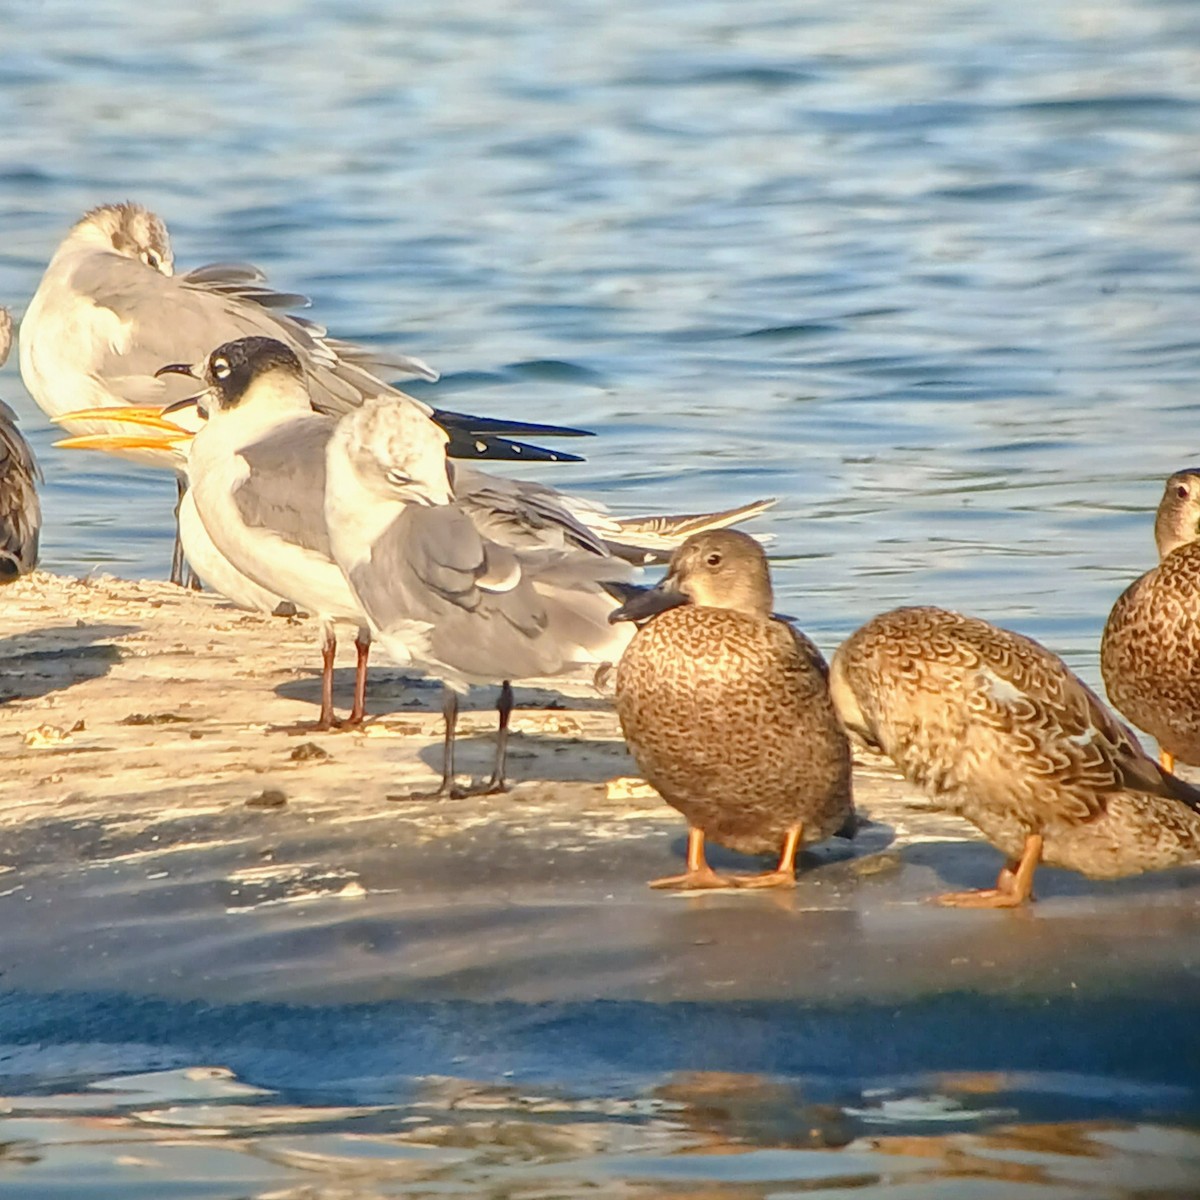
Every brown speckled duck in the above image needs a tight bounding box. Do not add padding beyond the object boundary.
[1101,469,1200,773]
[610,530,853,890]
[830,606,1200,908]
[0,309,39,583]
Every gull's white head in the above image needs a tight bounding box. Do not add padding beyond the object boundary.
[68,202,174,275]
[0,307,11,369]
[338,396,452,507]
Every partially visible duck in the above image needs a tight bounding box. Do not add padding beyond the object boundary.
[830,606,1200,907]
[611,530,853,890]
[0,308,40,582]
[1101,470,1200,772]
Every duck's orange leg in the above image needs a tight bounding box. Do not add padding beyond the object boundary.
[650,827,739,890]
[935,833,1043,909]
[733,824,802,889]
[1160,749,1176,774]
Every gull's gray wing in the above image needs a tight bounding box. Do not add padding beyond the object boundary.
[62,252,437,414]
[232,419,333,557]
[350,503,631,685]
[451,464,610,556]
[350,505,564,682]
[51,254,590,463]
[177,263,310,310]
[353,505,541,631]
[185,266,440,388]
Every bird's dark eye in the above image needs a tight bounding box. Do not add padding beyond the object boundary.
[144,250,160,269]
[212,356,231,380]
[705,552,722,567]
[1178,484,1190,499]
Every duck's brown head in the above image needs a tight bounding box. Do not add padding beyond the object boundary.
[1154,469,1200,559]
[609,529,773,623]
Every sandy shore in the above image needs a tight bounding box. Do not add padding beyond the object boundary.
[0,569,956,846]
[0,571,1196,1009]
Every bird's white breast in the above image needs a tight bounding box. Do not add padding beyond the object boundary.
[189,416,362,625]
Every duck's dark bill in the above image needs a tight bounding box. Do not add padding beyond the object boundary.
[609,583,688,624]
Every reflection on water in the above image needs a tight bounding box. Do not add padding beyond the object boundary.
[0,1067,1196,1198]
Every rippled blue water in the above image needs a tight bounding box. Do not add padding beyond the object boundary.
[2,1,1200,1194]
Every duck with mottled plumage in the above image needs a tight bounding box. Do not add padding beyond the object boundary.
[610,530,854,890]
[1101,470,1200,773]
[0,308,40,582]
[830,606,1200,908]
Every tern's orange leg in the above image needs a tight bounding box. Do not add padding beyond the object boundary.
[936,833,1043,908]
[650,827,739,890]
[1160,749,1176,774]
[733,824,802,889]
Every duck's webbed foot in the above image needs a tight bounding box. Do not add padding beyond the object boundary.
[934,833,1043,909]
[649,865,741,891]
[730,825,802,889]
[650,827,741,891]
[732,868,797,890]
[935,886,1027,909]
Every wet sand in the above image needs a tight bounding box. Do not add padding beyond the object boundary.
[0,572,1198,1198]
[0,569,1196,1009]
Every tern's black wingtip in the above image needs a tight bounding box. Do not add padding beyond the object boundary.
[443,430,587,463]
[434,408,596,440]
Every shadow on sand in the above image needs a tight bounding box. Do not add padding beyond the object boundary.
[274,668,617,721]
[0,622,135,703]
[899,840,1200,903]
[409,730,635,787]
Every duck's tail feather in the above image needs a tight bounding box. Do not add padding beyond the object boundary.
[1157,764,1200,814]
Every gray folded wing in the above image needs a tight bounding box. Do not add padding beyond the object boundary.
[64,252,437,413]
[185,264,440,396]
[451,469,775,565]
[451,464,610,556]
[232,420,334,557]
[350,503,627,684]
